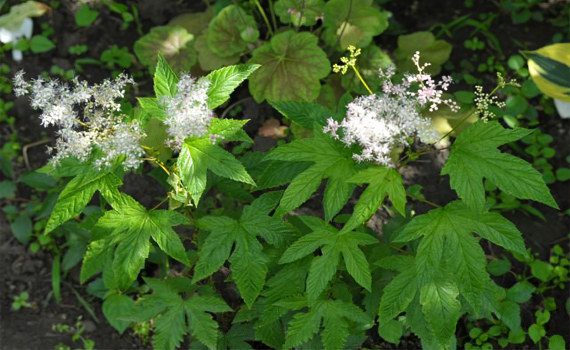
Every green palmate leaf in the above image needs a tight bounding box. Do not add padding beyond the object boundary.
[283,300,371,350]
[80,194,189,290]
[45,167,122,234]
[279,217,376,300]
[136,278,231,350]
[194,192,292,307]
[178,136,255,206]
[263,133,356,219]
[442,121,558,210]
[154,54,178,98]
[248,31,330,102]
[206,64,260,109]
[134,25,196,72]
[381,201,529,344]
[343,166,406,232]
[274,0,325,27]
[206,5,258,58]
[322,0,389,50]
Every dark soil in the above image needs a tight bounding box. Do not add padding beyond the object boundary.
[1,0,569,349]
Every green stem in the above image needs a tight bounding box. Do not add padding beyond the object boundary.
[254,0,274,37]
[351,65,373,95]
[268,0,278,33]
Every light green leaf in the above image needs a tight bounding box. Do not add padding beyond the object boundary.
[279,230,331,264]
[341,242,372,291]
[248,30,330,102]
[29,35,55,53]
[206,64,260,109]
[322,0,389,50]
[378,319,404,345]
[178,139,254,205]
[194,196,284,306]
[192,222,237,282]
[343,166,406,232]
[548,335,566,350]
[268,100,332,129]
[442,121,558,210]
[134,25,196,72]
[306,249,340,301]
[419,279,461,343]
[506,281,535,303]
[395,31,453,75]
[154,54,178,97]
[86,195,188,289]
[45,168,122,234]
[230,241,268,308]
[0,1,48,31]
[152,307,186,350]
[378,267,417,321]
[265,134,355,218]
[102,294,135,334]
[186,307,221,350]
[284,309,322,349]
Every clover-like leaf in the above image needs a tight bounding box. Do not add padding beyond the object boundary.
[248,30,330,102]
[207,5,258,58]
[322,0,389,50]
[134,25,196,72]
[274,0,325,27]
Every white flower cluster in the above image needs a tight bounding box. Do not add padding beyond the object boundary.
[324,52,457,167]
[14,71,146,170]
[162,74,214,150]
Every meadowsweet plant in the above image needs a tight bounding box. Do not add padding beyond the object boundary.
[18,46,560,350]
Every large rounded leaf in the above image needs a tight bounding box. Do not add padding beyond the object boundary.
[133,25,196,72]
[168,9,213,36]
[395,31,452,75]
[274,0,325,27]
[207,5,259,58]
[195,33,240,71]
[322,0,389,50]
[248,31,330,102]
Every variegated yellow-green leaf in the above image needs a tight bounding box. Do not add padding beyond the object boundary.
[526,43,570,102]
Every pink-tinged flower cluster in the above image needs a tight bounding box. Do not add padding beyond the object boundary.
[324,52,458,167]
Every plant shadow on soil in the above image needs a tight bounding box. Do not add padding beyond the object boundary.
[1,0,569,349]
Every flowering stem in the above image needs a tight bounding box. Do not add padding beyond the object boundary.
[254,0,274,37]
[351,66,373,95]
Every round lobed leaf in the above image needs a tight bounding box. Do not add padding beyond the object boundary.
[248,31,330,102]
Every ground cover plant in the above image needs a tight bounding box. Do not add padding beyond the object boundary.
[1,0,569,349]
